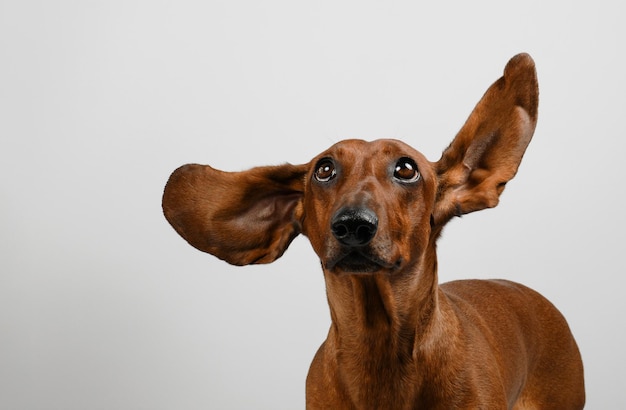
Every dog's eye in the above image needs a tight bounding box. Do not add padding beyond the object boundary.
[314,159,337,182]
[394,158,420,183]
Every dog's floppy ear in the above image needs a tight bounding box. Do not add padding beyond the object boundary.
[433,53,539,225]
[162,162,308,265]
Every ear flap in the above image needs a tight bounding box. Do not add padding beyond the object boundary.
[434,53,539,225]
[162,162,308,265]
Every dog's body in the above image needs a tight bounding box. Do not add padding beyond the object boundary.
[163,54,585,408]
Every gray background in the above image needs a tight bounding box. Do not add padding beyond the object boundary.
[2,1,623,408]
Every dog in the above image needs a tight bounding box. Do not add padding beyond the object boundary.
[162,53,585,409]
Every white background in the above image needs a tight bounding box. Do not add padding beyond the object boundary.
[1,1,623,408]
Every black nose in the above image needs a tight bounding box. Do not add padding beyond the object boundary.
[331,208,378,247]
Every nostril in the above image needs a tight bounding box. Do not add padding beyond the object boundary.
[355,225,375,243]
[331,208,378,247]
[332,224,349,239]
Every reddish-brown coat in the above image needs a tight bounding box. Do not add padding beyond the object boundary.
[163,54,585,409]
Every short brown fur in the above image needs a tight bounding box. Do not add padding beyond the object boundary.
[163,54,584,409]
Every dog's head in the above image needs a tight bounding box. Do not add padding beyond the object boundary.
[162,54,538,275]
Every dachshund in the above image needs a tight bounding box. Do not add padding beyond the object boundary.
[163,53,585,409]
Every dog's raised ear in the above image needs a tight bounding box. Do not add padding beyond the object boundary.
[162,163,308,265]
[433,53,539,225]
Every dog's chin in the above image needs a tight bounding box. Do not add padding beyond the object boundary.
[325,251,399,275]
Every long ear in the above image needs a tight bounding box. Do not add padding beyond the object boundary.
[162,162,308,265]
[434,53,539,225]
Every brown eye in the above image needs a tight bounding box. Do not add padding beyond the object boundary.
[314,159,336,182]
[394,157,420,183]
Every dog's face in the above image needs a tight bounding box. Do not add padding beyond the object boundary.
[301,139,436,275]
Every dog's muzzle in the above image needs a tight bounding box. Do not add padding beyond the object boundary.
[325,207,392,273]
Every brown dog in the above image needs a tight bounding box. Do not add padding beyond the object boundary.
[162,54,585,409]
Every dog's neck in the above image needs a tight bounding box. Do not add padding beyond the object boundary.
[322,247,455,406]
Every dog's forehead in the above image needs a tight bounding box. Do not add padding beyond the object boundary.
[318,139,422,160]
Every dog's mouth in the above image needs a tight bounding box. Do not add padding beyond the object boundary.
[325,249,399,274]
